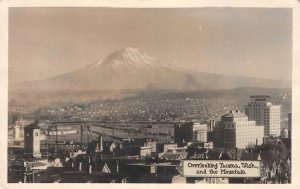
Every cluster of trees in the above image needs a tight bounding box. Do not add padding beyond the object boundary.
[247,138,291,184]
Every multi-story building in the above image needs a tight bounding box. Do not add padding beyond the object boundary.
[140,146,152,158]
[156,143,178,153]
[14,125,21,140]
[214,110,264,149]
[174,122,207,144]
[145,141,157,153]
[244,95,281,137]
[207,120,215,142]
[24,121,41,158]
[208,120,215,132]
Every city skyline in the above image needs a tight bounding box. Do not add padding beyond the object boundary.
[8,93,291,183]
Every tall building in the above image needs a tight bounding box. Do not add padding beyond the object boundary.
[207,120,215,142]
[24,121,41,158]
[244,95,281,137]
[208,120,215,132]
[214,110,264,149]
[13,119,30,140]
[14,125,21,140]
[174,122,207,144]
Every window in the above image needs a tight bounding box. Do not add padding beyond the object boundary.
[35,133,39,137]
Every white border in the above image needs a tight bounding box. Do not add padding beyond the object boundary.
[0,1,299,189]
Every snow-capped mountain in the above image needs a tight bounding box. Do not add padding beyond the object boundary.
[12,47,290,91]
[101,47,155,68]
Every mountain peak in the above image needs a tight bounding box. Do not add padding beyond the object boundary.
[101,47,155,68]
[120,47,140,53]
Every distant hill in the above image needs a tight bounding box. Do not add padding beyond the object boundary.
[12,47,291,91]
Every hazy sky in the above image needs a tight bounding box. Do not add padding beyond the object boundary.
[9,7,292,83]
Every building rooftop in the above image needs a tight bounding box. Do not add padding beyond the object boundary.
[24,121,41,130]
[221,110,247,118]
[160,151,188,160]
[250,95,271,98]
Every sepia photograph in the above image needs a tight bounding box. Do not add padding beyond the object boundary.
[1,0,299,187]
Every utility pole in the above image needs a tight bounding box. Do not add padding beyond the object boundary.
[80,125,83,146]
[47,125,51,160]
[167,128,172,142]
[87,124,90,143]
[98,135,103,151]
[54,125,58,156]
[55,125,58,144]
